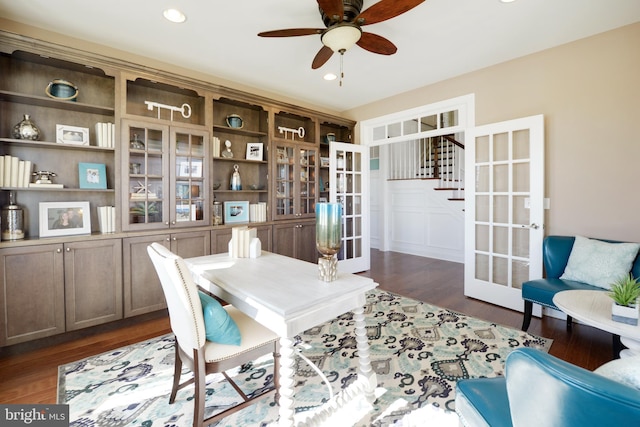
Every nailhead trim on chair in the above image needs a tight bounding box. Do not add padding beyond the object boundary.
[174,257,205,348]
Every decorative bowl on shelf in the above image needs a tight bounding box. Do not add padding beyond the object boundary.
[212,182,221,190]
[248,184,264,190]
[226,114,243,129]
[45,79,78,102]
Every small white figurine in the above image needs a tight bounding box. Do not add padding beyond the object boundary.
[222,139,234,158]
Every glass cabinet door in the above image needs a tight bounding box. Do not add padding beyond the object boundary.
[273,143,317,219]
[124,122,169,229]
[171,128,208,227]
[299,147,317,216]
[275,145,295,218]
[122,120,209,230]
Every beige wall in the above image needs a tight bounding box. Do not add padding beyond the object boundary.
[345,23,640,243]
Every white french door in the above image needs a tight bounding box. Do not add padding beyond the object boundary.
[464,115,545,313]
[330,142,370,273]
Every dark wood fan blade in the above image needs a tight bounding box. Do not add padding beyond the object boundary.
[312,46,334,69]
[356,0,425,26]
[318,0,344,22]
[258,28,324,37]
[357,32,397,55]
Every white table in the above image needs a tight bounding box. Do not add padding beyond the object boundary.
[553,290,640,358]
[185,251,378,426]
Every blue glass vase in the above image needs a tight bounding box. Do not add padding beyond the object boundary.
[316,202,342,281]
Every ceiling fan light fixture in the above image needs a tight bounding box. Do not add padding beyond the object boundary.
[324,73,337,81]
[321,24,362,52]
[163,8,186,23]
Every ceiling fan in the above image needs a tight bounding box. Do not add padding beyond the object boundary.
[258,0,425,70]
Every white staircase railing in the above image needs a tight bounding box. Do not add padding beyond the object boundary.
[387,136,464,196]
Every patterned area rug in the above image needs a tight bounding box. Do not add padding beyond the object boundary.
[58,289,552,426]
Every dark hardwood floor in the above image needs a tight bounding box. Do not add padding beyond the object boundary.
[0,249,613,405]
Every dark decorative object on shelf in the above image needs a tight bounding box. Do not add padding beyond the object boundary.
[226,114,243,129]
[45,79,78,102]
[12,114,41,140]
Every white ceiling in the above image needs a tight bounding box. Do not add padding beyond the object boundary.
[1,0,639,112]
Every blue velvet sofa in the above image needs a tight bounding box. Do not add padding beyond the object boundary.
[521,235,640,332]
[455,347,640,427]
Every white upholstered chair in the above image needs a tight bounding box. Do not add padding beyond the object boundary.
[147,243,280,427]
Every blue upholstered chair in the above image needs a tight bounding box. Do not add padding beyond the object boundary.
[456,347,640,427]
[521,236,640,332]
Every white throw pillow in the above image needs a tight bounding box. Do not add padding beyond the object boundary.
[560,236,640,289]
[594,356,640,390]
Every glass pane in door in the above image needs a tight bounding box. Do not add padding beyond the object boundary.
[299,148,316,215]
[174,131,205,224]
[128,126,164,225]
[275,146,294,217]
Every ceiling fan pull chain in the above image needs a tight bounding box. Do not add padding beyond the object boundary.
[340,51,344,87]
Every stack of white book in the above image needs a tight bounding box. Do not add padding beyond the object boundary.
[212,136,221,158]
[249,202,267,222]
[229,226,261,258]
[97,206,116,233]
[0,155,33,188]
[95,122,115,148]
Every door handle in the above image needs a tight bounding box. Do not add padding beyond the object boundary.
[521,223,540,229]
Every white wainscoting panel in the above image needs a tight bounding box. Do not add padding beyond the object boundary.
[385,180,464,262]
[369,170,381,249]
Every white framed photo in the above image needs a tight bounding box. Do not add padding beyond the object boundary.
[39,201,91,237]
[178,160,203,178]
[246,142,264,161]
[56,124,89,145]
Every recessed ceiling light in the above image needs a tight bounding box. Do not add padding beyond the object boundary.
[324,73,337,81]
[163,8,186,23]
[500,0,516,3]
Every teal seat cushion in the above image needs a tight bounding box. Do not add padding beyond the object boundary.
[522,277,603,309]
[198,291,241,346]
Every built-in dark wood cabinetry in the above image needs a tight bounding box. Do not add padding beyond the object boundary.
[0,31,354,346]
[0,238,122,346]
[272,220,317,264]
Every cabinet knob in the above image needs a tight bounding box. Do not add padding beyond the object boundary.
[56,248,62,253]
[66,247,71,252]
[166,237,170,242]
[172,237,177,241]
